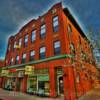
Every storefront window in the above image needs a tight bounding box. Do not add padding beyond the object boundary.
[38,76,50,95]
[27,77,37,94]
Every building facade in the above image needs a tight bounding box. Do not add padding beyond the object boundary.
[0,60,5,88]
[0,3,99,100]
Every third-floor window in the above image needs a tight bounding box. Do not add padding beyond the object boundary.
[19,38,22,47]
[40,24,46,39]
[31,30,36,42]
[24,35,28,47]
[53,16,59,32]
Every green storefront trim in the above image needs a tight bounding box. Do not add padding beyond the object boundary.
[2,54,73,70]
[37,75,49,81]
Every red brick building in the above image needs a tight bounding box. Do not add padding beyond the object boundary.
[0,3,99,100]
[0,60,5,88]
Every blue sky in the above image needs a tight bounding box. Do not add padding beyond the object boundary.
[0,0,100,59]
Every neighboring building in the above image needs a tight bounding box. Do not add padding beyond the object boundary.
[0,60,5,88]
[0,3,99,100]
[94,48,100,68]
[0,60,4,67]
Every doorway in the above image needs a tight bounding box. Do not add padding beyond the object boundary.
[58,76,64,94]
[17,78,23,91]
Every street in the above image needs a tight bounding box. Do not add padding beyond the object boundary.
[0,85,100,100]
[0,88,64,100]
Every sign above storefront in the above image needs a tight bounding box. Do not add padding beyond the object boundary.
[9,69,16,73]
[1,70,9,76]
[25,65,34,75]
[18,71,24,77]
[38,75,49,81]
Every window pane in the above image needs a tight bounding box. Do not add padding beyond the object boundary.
[53,16,59,32]
[40,47,46,59]
[19,38,22,46]
[40,53,45,59]
[54,41,60,48]
[11,58,14,62]
[54,41,61,55]
[14,41,16,48]
[16,56,19,60]
[30,51,35,56]
[32,30,36,42]
[53,20,58,26]
[23,53,26,58]
[25,35,28,43]
[40,47,46,53]
[40,24,46,38]
[53,16,58,21]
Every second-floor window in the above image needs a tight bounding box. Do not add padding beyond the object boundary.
[53,16,59,32]
[31,30,36,42]
[15,55,19,64]
[24,35,28,47]
[22,53,26,63]
[40,47,46,59]
[10,58,14,65]
[30,50,35,61]
[54,41,61,55]
[40,24,46,39]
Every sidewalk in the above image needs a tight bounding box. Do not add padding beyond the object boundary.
[79,85,100,100]
[0,88,64,100]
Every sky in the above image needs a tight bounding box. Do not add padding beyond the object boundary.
[0,0,100,59]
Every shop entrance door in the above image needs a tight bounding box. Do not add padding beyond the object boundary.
[58,76,64,94]
[17,78,23,91]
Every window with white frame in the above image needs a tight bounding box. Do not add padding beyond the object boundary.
[15,55,19,64]
[19,38,22,47]
[40,24,46,39]
[40,47,46,59]
[30,50,35,61]
[24,35,28,47]
[54,41,61,55]
[53,16,59,32]
[31,30,36,42]
[22,53,26,63]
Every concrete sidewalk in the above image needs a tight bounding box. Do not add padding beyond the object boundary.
[0,88,64,100]
[79,85,100,100]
